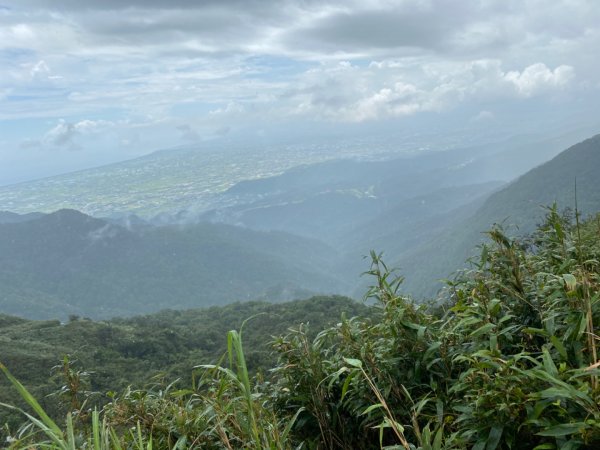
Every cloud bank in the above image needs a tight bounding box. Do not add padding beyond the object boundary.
[0,0,598,183]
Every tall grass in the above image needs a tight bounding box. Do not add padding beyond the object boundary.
[272,208,600,449]
[1,319,299,449]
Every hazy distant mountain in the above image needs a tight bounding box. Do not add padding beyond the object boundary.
[0,211,45,224]
[199,129,591,244]
[191,130,600,298]
[398,133,600,297]
[0,210,345,320]
[466,133,600,233]
[201,154,505,244]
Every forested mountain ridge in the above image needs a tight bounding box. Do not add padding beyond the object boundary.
[0,210,345,319]
[470,133,600,233]
[200,129,592,239]
[398,133,600,296]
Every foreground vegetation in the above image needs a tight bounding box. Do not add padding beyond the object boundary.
[0,296,369,436]
[2,206,600,448]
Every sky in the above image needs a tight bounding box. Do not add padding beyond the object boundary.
[1,0,599,186]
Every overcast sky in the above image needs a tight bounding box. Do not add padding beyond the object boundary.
[1,0,599,185]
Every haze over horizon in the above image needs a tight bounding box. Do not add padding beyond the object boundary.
[1,0,599,186]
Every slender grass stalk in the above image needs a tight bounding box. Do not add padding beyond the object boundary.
[344,358,410,449]
[0,362,72,449]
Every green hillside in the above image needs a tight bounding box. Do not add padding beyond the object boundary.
[0,295,370,435]
[471,133,600,233]
[400,133,600,297]
[0,210,346,319]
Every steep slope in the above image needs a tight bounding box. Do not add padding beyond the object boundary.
[0,210,345,319]
[193,131,597,298]
[398,133,600,297]
[468,133,600,233]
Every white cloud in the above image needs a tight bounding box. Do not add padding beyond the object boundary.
[176,124,200,141]
[9,23,35,40]
[209,102,246,117]
[43,119,114,147]
[277,58,578,123]
[504,63,575,97]
[346,82,423,121]
[87,223,119,243]
[44,120,77,146]
[471,110,495,122]
[29,60,50,79]
[0,2,591,126]
[74,119,113,133]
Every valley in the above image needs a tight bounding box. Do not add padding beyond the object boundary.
[1,130,599,319]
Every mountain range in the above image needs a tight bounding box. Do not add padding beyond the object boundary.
[0,131,599,319]
[199,131,600,297]
[0,210,344,319]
